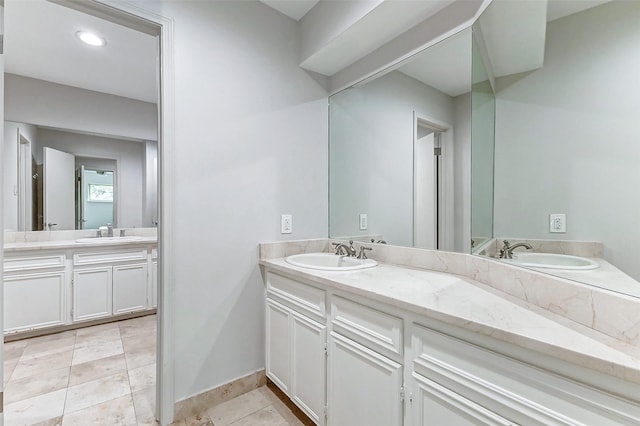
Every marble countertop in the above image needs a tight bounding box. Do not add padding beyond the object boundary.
[4,237,157,252]
[261,257,640,387]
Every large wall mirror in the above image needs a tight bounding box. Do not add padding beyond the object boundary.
[330,0,640,299]
[329,28,474,253]
[474,0,640,298]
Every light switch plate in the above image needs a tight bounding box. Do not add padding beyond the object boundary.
[549,213,566,233]
[281,214,292,234]
[359,213,368,230]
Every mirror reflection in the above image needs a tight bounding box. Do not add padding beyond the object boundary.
[474,0,640,297]
[329,28,472,252]
[3,120,157,231]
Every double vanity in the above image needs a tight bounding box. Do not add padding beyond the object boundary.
[260,239,640,426]
[3,229,157,338]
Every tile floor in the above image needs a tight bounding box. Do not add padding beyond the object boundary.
[3,316,303,426]
[4,315,157,425]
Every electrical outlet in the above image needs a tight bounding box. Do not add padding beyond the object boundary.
[549,214,566,233]
[359,213,368,230]
[281,214,292,234]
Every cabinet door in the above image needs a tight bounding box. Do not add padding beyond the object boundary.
[113,263,148,314]
[151,260,158,308]
[291,311,326,425]
[328,332,403,426]
[266,298,290,393]
[73,267,112,321]
[410,373,514,426]
[5,271,65,332]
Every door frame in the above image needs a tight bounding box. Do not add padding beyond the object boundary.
[413,112,455,251]
[43,0,176,423]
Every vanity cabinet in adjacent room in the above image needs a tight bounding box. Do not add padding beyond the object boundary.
[72,249,149,321]
[265,272,327,425]
[3,254,67,333]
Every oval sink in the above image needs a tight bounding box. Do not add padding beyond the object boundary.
[285,253,377,271]
[504,252,598,270]
[76,236,144,244]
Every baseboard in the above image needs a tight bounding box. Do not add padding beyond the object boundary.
[4,309,157,342]
[173,369,267,421]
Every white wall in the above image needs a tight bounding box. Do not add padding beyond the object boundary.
[493,1,640,279]
[3,121,37,231]
[330,71,454,247]
[122,0,329,402]
[5,74,157,141]
[35,128,145,228]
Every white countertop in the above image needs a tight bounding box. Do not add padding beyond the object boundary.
[261,257,640,387]
[4,237,157,252]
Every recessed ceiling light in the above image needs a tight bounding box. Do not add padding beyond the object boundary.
[76,31,106,47]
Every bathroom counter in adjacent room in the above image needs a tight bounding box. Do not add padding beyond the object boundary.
[3,236,157,252]
[260,256,640,388]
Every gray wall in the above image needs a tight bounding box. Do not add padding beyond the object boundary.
[493,1,640,279]
[132,0,329,402]
[5,74,157,141]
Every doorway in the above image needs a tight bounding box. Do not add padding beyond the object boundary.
[1,0,174,423]
[413,113,453,250]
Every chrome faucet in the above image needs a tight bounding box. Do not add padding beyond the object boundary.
[357,246,372,259]
[107,223,114,237]
[332,240,357,257]
[499,240,533,259]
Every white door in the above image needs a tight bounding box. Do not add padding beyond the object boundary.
[415,132,437,249]
[113,263,148,314]
[291,312,326,425]
[328,332,403,426]
[43,147,76,230]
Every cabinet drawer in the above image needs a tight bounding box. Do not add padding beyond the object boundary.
[266,272,325,321]
[4,254,66,272]
[331,296,402,359]
[73,249,148,266]
[412,324,640,426]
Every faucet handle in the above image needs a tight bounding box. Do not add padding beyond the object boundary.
[357,246,372,259]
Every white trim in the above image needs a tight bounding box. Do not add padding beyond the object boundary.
[412,112,455,252]
[78,1,176,423]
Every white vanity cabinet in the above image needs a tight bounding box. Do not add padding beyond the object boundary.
[263,267,640,426]
[327,296,404,426]
[3,254,67,333]
[409,324,640,426]
[265,272,327,425]
[72,249,149,321]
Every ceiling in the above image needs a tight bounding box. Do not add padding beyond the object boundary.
[3,0,612,105]
[260,0,320,21]
[4,0,158,104]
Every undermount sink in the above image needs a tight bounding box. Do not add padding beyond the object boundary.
[285,253,377,271]
[504,252,599,270]
[76,236,144,244]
